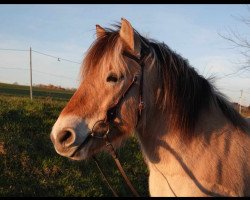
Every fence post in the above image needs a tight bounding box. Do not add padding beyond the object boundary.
[30,47,33,100]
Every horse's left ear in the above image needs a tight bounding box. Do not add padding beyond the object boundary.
[119,18,141,57]
[96,24,106,38]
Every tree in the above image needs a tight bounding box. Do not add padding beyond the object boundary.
[219,5,250,77]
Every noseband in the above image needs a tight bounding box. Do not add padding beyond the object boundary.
[90,50,147,197]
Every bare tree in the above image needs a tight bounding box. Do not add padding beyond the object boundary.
[218,5,250,77]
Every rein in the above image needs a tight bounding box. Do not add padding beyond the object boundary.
[90,51,146,197]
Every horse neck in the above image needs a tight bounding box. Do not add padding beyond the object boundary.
[135,58,230,166]
[136,98,231,169]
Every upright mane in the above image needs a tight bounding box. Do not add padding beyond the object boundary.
[80,23,248,140]
[81,25,127,81]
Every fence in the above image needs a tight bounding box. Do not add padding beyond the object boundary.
[0,47,82,100]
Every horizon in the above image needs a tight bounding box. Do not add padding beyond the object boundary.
[2,81,250,109]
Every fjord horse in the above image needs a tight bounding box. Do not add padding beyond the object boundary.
[50,18,250,196]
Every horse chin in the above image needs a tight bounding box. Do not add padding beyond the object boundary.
[68,129,129,161]
[67,137,105,160]
[68,148,95,161]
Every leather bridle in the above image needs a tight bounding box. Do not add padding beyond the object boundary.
[89,50,147,197]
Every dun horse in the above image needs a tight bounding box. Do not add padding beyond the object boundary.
[50,18,250,197]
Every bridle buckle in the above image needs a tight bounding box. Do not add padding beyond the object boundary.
[139,101,145,110]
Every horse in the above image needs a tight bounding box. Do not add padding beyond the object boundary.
[50,18,250,197]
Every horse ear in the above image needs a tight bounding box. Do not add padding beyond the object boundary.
[96,24,106,38]
[119,18,140,56]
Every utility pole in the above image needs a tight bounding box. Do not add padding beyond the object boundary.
[30,47,33,100]
[239,90,243,114]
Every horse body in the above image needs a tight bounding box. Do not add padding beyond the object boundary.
[50,18,250,196]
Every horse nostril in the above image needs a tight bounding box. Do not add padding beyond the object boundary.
[58,129,75,147]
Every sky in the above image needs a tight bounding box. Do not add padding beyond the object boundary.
[0,4,250,106]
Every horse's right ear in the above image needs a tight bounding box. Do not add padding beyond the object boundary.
[96,25,106,38]
[119,18,141,57]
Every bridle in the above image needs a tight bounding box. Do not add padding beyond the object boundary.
[89,50,147,197]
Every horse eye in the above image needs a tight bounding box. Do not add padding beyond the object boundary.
[106,74,118,82]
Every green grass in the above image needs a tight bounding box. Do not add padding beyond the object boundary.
[0,95,149,197]
[0,82,74,100]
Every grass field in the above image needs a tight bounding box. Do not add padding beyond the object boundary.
[1,82,249,197]
[0,85,149,197]
[0,82,74,100]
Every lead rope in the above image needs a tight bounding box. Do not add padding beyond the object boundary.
[92,134,140,197]
[92,156,119,197]
[104,134,140,197]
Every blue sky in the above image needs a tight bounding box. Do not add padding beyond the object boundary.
[0,4,249,106]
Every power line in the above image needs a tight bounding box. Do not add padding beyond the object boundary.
[33,69,75,80]
[0,47,80,98]
[0,47,82,65]
[0,66,75,80]
[0,66,29,70]
[32,49,81,64]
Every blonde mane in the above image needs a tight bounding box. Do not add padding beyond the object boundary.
[81,26,128,83]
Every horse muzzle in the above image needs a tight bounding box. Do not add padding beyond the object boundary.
[50,115,90,158]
